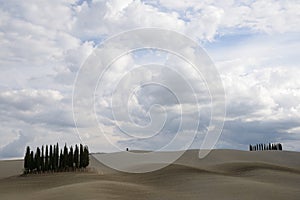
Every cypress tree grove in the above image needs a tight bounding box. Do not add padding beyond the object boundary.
[23,143,89,174]
[249,143,283,151]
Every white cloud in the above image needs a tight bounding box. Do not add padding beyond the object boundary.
[156,0,300,34]
[0,0,300,158]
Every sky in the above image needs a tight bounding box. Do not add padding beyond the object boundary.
[0,0,300,159]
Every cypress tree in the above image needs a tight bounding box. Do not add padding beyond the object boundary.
[51,145,55,170]
[41,145,44,172]
[74,145,79,169]
[63,144,68,170]
[45,145,49,171]
[52,145,55,170]
[29,151,35,172]
[35,147,41,172]
[24,146,30,174]
[279,143,282,150]
[50,145,53,171]
[68,146,74,169]
[83,145,89,168]
[79,144,83,168]
[55,143,59,171]
[59,149,63,170]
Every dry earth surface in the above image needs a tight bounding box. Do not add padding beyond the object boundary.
[0,149,299,200]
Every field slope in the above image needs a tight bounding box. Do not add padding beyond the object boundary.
[0,149,299,200]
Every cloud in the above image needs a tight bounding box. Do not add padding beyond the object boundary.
[155,0,300,34]
[0,131,32,159]
[0,89,75,127]
[0,0,300,158]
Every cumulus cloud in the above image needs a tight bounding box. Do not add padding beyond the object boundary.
[0,0,300,158]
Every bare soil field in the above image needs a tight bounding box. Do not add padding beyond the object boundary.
[0,149,299,200]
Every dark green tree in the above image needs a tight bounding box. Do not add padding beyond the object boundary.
[41,145,45,172]
[55,143,59,171]
[83,145,89,168]
[45,145,49,171]
[24,143,90,174]
[79,144,83,168]
[74,145,79,169]
[68,146,74,169]
[59,149,63,170]
[49,145,53,171]
[29,151,35,172]
[24,146,31,174]
[35,147,41,172]
[63,144,68,170]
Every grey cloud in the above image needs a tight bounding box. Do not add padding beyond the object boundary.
[0,131,32,159]
[219,118,300,150]
[0,0,300,158]
[0,89,75,128]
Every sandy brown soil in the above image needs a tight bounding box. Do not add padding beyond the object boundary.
[0,149,299,200]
